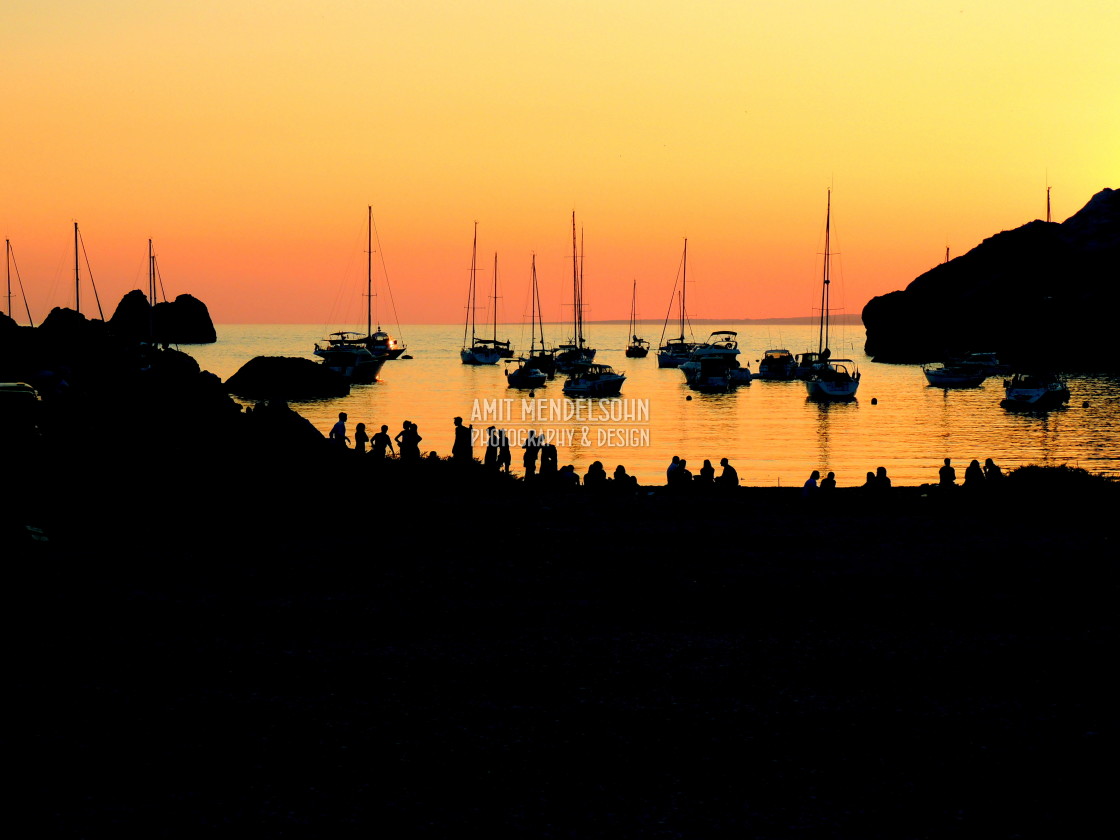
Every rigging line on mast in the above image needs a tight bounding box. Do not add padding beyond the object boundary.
[154,257,169,303]
[77,227,105,320]
[370,215,405,342]
[656,248,686,346]
[7,242,36,326]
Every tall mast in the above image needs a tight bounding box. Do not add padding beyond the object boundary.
[148,239,156,306]
[1046,186,1052,223]
[5,240,10,319]
[818,190,831,355]
[367,205,373,337]
[533,254,545,353]
[570,211,579,346]
[629,279,637,339]
[492,252,499,343]
[148,239,156,343]
[463,221,479,347]
[530,254,538,355]
[74,222,80,315]
[578,226,586,347]
[680,238,688,340]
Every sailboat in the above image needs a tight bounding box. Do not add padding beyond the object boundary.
[461,225,511,365]
[359,209,406,360]
[313,208,386,383]
[624,280,650,358]
[553,212,596,372]
[505,254,550,389]
[803,191,860,400]
[656,239,696,368]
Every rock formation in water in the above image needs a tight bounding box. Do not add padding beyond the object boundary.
[863,187,1120,369]
[226,356,350,400]
[108,290,218,344]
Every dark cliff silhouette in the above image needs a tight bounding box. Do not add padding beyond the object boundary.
[863,187,1120,369]
[108,290,217,344]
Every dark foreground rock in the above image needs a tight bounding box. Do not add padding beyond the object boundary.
[3,451,1111,838]
[109,290,218,344]
[226,355,350,399]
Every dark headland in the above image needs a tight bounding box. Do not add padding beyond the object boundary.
[864,186,1120,370]
[1,293,1113,836]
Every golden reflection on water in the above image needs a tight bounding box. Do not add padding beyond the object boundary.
[186,324,1120,488]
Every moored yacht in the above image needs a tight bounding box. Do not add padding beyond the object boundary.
[803,191,860,400]
[756,348,798,380]
[680,330,751,392]
[1000,372,1070,410]
[314,332,385,383]
[923,363,987,387]
[562,363,626,397]
[656,240,696,368]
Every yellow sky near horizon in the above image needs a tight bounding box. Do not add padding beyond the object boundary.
[2,0,1118,326]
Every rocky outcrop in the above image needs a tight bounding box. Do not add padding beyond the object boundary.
[863,187,1120,369]
[108,291,217,344]
[225,356,350,400]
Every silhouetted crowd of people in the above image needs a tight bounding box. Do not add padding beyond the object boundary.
[325,413,1015,497]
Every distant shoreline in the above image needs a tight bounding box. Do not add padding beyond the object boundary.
[586,315,864,326]
[212,315,866,327]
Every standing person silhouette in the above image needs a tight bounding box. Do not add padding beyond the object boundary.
[522,430,541,477]
[396,421,421,462]
[497,429,512,473]
[452,416,473,462]
[483,426,499,469]
[666,456,682,485]
[371,424,394,458]
[354,422,369,454]
[329,412,350,448]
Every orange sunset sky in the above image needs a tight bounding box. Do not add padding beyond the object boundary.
[2,1,1118,327]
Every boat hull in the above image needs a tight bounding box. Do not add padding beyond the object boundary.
[554,348,596,373]
[805,378,859,399]
[461,346,504,365]
[562,365,626,397]
[314,346,385,383]
[563,378,625,397]
[1000,385,1070,410]
[756,350,798,380]
[923,366,987,388]
[506,367,547,389]
[657,349,693,368]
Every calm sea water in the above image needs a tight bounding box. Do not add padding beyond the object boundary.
[182,323,1120,487]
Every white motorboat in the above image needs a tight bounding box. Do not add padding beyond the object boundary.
[562,363,626,397]
[756,348,798,380]
[680,330,750,392]
[1000,372,1070,410]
